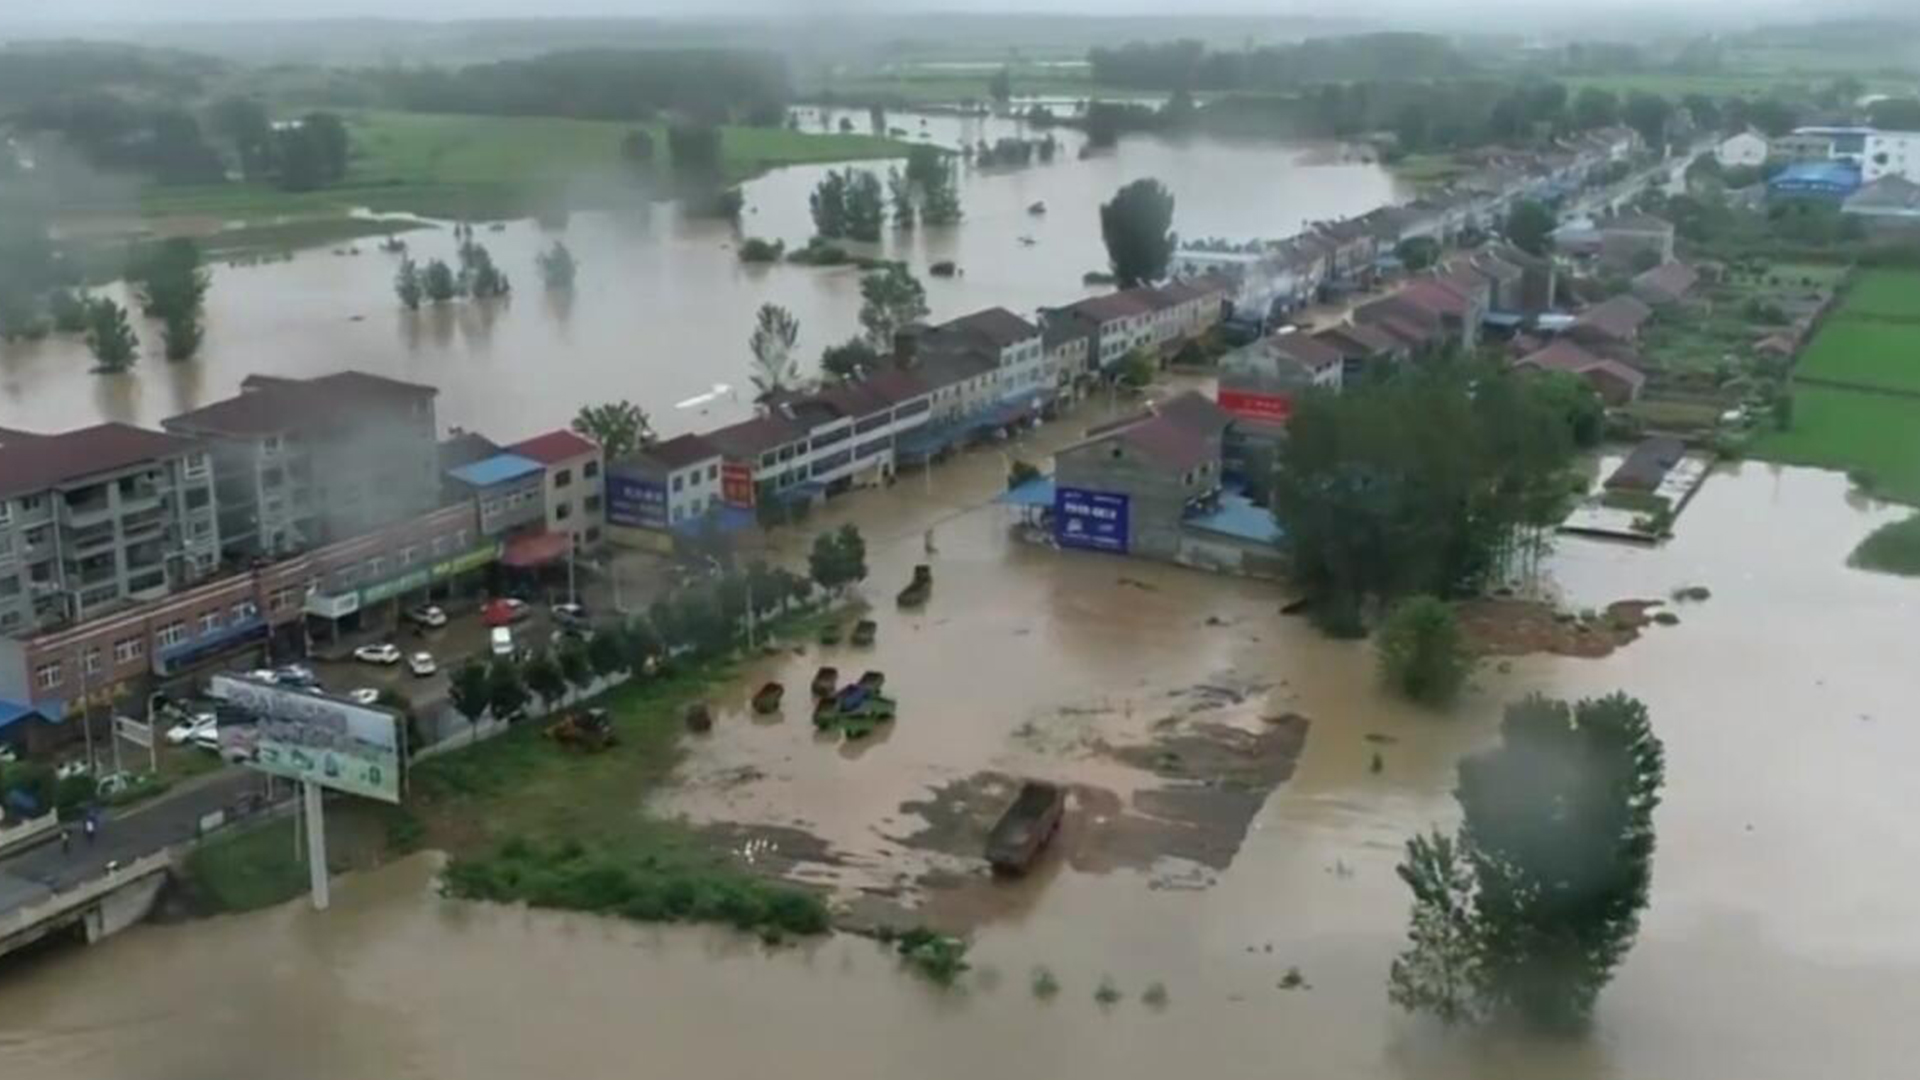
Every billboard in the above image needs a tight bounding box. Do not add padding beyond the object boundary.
[606,472,668,529]
[1053,487,1130,554]
[1217,387,1294,424]
[208,674,402,803]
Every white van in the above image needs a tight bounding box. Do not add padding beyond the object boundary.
[490,626,514,657]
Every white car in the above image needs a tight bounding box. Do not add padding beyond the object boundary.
[407,651,437,677]
[405,604,448,629]
[165,711,218,746]
[347,688,383,705]
[353,643,403,665]
[490,626,514,657]
[54,760,91,780]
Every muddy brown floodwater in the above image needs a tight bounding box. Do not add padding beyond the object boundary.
[3,452,1919,1080]
[0,108,1402,438]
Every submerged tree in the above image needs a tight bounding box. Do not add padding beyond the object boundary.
[857,265,928,351]
[84,298,138,373]
[888,167,916,230]
[844,170,885,242]
[1376,595,1475,707]
[1100,177,1176,287]
[749,302,801,400]
[423,259,458,304]
[536,241,578,290]
[1391,693,1666,1031]
[394,256,423,310]
[820,336,881,381]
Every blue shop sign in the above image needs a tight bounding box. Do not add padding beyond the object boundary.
[606,473,668,529]
[1053,487,1130,554]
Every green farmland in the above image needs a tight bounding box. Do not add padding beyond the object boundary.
[1755,270,1920,505]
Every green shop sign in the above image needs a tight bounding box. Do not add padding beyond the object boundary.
[359,568,430,606]
[431,542,499,580]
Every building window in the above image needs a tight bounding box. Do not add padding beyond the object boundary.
[555,502,573,522]
[706,464,719,481]
[114,637,144,663]
[583,460,599,479]
[198,610,222,634]
[35,662,60,690]
[400,545,420,566]
[554,468,572,488]
[584,527,601,544]
[672,475,684,493]
[233,600,258,622]
[83,647,102,676]
[584,494,602,514]
[366,557,384,579]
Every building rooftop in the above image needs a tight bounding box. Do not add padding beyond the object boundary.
[1315,322,1403,357]
[702,412,805,459]
[1632,260,1700,303]
[445,452,544,489]
[438,431,503,471]
[1601,213,1674,236]
[168,370,435,437]
[932,307,1040,348]
[1052,290,1156,324]
[637,433,722,470]
[509,429,599,465]
[1516,339,1647,392]
[1572,294,1654,342]
[0,423,202,500]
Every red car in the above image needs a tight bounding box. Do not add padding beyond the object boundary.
[481,598,529,627]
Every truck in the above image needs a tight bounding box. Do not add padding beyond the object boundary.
[986,780,1067,875]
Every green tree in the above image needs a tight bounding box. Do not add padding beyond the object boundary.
[1376,595,1475,706]
[1571,87,1619,130]
[857,265,929,350]
[887,167,916,229]
[523,652,566,710]
[988,66,1012,105]
[1116,345,1157,389]
[458,240,510,299]
[394,257,423,311]
[1392,693,1666,1031]
[133,238,208,320]
[1395,237,1440,271]
[559,643,595,695]
[536,241,578,290]
[571,400,653,461]
[1505,199,1557,257]
[808,524,869,593]
[920,155,963,226]
[810,170,850,239]
[449,661,492,733]
[587,630,626,679]
[749,302,801,400]
[820,336,880,381]
[844,170,885,242]
[160,310,204,362]
[84,297,138,373]
[1622,91,1672,150]
[1100,178,1177,287]
[300,112,349,182]
[423,259,458,303]
[487,658,529,720]
[209,95,274,179]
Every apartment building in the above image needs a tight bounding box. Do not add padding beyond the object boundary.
[0,423,221,637]
[162,371,441,560]
[508,429,606,553]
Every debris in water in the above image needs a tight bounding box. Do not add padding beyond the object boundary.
[1205,615,1228,627]
[1278,967,1309,990]
[1031,966,1061,999]
[1670,584,1712,603]
[1362,732,1396,745]
[1141,981,1169,1009]
[1369,752,1384,774]
[1094,977,1123,1006]
[1117,576,1159,591]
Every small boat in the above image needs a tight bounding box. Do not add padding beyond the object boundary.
[683,702,713,732]
[851,619,878,646]
[1027,201,1047,215]
[1017,235,1037,247]
[930,260,958,278]
[751,682,784,714]
[811,666,839,700]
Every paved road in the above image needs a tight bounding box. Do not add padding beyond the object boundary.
[0,769,275,912]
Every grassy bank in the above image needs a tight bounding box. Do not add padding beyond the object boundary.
[183,817,314,912]
[1388,152,1472,186]
[74,110,916,231]
[1849,514,1920,577]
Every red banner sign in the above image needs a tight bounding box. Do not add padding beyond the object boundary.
[721,462,756,507]
[1217,388,1293,424]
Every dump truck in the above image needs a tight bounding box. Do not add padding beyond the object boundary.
[986,781,1067,874]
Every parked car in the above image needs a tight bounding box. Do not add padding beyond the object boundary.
[95,772,135,798]
[408,651,438,677]
[54,760,91,780]
[482,598,530,627]
[347,688,383,705]
[165,711,218,746]
[353,643,402,665]
[490,626,514,657]
[272,664,318,687]
[405,604,448,629]
[552,601,590,629]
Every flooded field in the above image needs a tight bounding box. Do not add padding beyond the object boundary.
[3,457,1918,1080]
[0,109,1402,439]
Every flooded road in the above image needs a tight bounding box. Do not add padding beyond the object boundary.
[0,109,1401,439]
[4,459,1920,1080]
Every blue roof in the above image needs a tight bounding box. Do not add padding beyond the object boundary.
[1184,493,1284,545]
[447,452,543,488]
[0,699,46,732]
[997,475,1057,509]
[1768,161,1861,192]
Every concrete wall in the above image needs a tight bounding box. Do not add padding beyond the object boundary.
[1056,439,1218,562]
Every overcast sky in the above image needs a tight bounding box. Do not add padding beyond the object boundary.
[0,0,1886,23]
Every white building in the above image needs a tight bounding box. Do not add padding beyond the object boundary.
[1715,131,1769,168]
[1785,126,1920,184]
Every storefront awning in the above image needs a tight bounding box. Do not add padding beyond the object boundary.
[502,530,571,568]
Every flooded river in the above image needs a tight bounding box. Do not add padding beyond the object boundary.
[0,109,1401,439]
[4,456,1919,1080]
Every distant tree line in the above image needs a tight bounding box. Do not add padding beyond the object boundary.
[19,92,351,192]
[1088,33,1473,90]
[368,48,791,124]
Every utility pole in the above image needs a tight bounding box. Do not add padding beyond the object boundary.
[303,780,329,911]
[77,648,96,776]
[566,532,578,607]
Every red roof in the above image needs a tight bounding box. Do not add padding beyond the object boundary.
[501,530,571,568]
[1515,340,1646,392]
[509,429,599,464]
[1398,280,1473,319]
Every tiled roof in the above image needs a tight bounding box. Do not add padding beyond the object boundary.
[1053,290,1156,324]
[0,423,201,500]
[933,307,1039,348]
[1398,280,1474,319]
[1315,322,1402,357]
[1270,333,1346,372]
[641,433,722,469]
[169,370,434,437]
[1631,260,1699,303]
[1515,339,1646,391]
[1572,294,1654,341]
[438,432,503,471]
[703,413,805,459]
[509,429,599,464]
[1601,213,1674,235]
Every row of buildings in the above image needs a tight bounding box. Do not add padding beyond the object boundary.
[0,282,1232,733]
[1171,126,1644,325]
[0,371,604,733]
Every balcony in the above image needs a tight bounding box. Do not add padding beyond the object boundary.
[120,507,169,541]
[59,495,113,528]
[66,521,119,554]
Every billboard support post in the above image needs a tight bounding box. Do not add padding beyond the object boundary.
[304,780,329,911]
